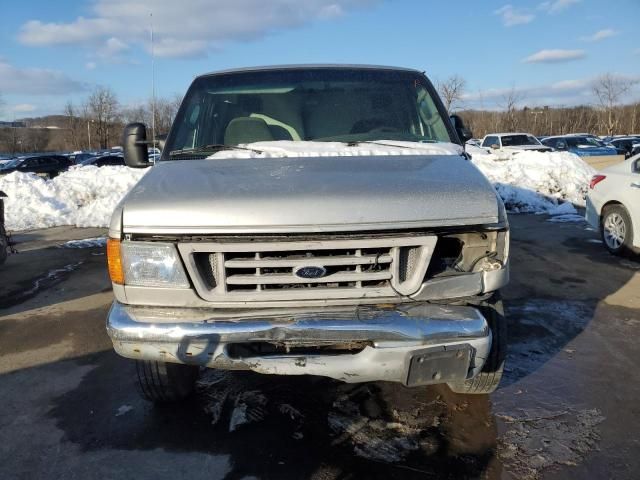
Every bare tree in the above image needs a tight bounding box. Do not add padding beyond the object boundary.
[86,86,119,149]
[499,88,524,132]
[63,101,82,151]
[437,75,466,112]
[592,74,639,136]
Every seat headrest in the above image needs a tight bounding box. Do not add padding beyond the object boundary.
[224,117,275,145]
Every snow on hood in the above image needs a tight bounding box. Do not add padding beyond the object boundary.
[206,140,464,159]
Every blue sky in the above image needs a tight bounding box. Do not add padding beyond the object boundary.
[1,0,639,120]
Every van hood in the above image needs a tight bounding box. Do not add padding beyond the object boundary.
[121,154,500,234]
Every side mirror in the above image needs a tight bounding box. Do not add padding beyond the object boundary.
[123,123,151,168]
[449,114,473,144]
[490,143,500,150]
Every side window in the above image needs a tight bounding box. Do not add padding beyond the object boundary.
[482,136,498,148]
[23,158,39,168]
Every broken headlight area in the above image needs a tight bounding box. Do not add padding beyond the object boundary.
[426,230,509,279]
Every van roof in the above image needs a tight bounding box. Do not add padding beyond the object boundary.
[198,64,423,79]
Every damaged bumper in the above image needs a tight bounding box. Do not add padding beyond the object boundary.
[107,301,491,386]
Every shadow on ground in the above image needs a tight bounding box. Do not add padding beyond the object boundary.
[47,351,501,480]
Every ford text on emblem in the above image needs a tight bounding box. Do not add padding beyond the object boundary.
[293,265,327,279]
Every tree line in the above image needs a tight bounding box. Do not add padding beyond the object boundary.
[438,73,640,138]
[0,87,182,154]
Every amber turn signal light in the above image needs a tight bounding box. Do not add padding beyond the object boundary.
[107,238,124,284]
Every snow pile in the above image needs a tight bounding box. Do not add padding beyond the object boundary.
[0,166,147,231]
[469,149,594,213]
[0,140,594,231]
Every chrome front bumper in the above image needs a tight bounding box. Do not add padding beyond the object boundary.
[107,301,491,386]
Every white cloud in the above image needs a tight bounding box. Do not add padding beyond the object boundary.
[539,0,581,14]
[11,103,37,113]
[580,29,618,42]
[85,61,97,70]
[523,49,586,63]
[494,5,535,26]
[0,60,87,95]
[18,0,377,59]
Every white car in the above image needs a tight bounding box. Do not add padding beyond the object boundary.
[480,133,552,153]
[586,154,640,256]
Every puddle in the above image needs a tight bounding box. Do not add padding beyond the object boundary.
[0,261,84,309]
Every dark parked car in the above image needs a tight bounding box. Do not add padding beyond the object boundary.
[0,155,73,178]
[80,154,125,167]
[0,190,7,265]
[606,137,640,158]
[66,152,96,164]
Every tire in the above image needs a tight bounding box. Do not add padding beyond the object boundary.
[601,204,634,257]
[448,294,506,395]
[135,360,200,403]
[0,224,7,266]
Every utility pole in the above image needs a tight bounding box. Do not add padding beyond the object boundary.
[87,121,91,149]
[150,12,156,154]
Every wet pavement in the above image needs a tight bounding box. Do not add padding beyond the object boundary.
[0,215,638,479]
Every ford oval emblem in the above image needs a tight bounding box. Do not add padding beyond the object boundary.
[293,265,327,279]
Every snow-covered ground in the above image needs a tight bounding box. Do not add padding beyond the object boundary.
[0,141,593,232]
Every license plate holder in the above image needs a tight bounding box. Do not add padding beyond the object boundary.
[405,345,471,387]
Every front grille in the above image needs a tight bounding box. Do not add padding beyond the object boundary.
[178,235,437,303]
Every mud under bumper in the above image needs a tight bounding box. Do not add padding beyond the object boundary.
[106,301,491,386]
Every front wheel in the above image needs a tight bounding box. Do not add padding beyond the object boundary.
[0,225,7,266]
[448,294,506,395]
[601,204,634,257]
[135,360,200,403]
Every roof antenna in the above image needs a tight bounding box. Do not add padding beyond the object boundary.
[150,12,156,158]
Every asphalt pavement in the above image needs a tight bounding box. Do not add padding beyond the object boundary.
[0,215,638,480]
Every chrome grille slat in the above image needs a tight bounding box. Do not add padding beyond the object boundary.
[226,271,392,285]
[224,253,392,269]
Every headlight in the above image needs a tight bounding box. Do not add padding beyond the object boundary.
[121,241,189,288]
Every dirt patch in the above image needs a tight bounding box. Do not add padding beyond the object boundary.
[497,407,605,479]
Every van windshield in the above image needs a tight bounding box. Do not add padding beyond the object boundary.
[165,68,454,155]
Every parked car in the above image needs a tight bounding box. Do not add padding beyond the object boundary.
[480,133,552,153]
[606,136,640,159]
[586,153,640,256]
[541,135,623,169]
[66,152,96,164]
[0,155,72,178]
[106,65,510,403]
[80,154,125,167]
[0,190,7,265]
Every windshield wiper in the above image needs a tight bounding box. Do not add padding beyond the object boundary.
[169,144,264,158]
[346,140,437,148]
